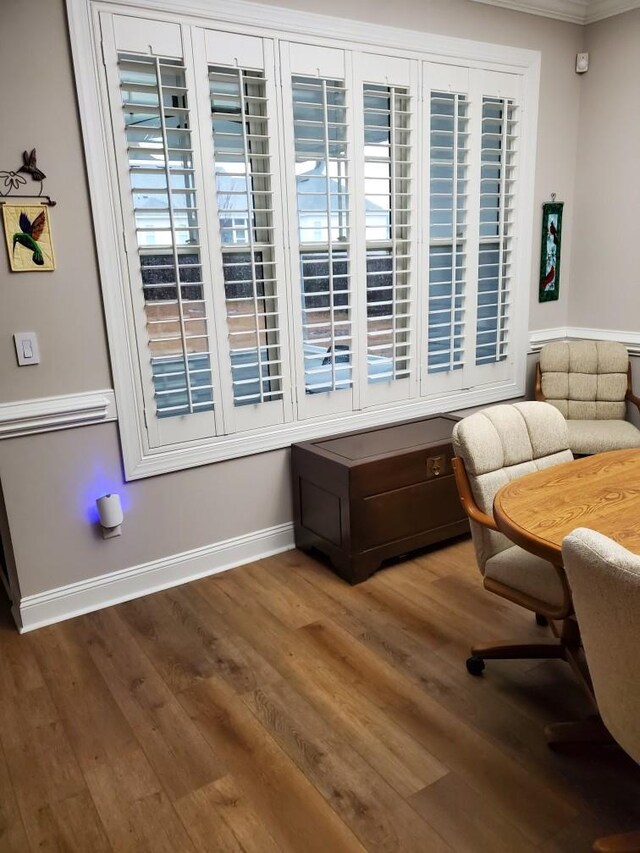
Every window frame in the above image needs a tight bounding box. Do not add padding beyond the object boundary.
[67,0,540,480]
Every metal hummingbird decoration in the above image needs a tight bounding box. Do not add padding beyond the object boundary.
[0,147,56,206]
[18,149,47,183]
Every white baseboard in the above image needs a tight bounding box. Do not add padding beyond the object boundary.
[14,521,295,632]
[529,327,640,355]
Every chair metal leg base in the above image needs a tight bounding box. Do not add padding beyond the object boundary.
[593,831,640,853]
[470,641,565,661]
[465,641,565,676]
[545,716,615,753]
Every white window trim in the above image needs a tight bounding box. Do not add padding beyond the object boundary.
[67,0,540,480]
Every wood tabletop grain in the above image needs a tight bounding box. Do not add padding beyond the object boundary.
[493,448,640,565]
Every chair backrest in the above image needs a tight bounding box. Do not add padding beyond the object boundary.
[539,340,629,421]
[452,401,572,572]
[562,529,640,764]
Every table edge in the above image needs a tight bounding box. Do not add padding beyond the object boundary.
[492,449,640,566]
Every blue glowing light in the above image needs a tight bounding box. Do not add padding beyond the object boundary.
[80,463,131,525]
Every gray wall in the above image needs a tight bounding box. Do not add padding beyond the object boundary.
[0,0,591,599]
[570,8,640,331]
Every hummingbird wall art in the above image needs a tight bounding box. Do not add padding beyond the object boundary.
[2,204,55,272]
[1,147,56,271]
[13,210,46,265]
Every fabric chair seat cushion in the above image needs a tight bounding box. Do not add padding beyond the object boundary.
[566,419,640,455]
[484,545,566,610]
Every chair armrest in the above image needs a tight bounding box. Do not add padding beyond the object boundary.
[452,457,499,532]
[534,362,545,402]
[626,365,640,413]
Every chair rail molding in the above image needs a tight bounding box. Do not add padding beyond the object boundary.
[14,521,295,632]
[0,390,117,439]
[529,327,640,355]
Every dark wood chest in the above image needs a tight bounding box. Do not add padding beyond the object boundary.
[291,414,469,584]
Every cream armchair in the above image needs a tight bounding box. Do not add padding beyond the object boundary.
[562,529,640,853]
[452,401,575,676]
[536,340,640,456]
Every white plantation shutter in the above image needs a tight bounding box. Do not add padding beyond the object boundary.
[476,95,517,368]
[425,86,470,395]
[423,64,472,396]
[424,65,520,394]
[357,54,417,408]
[198,31,292,432]
[103,16,222,447]
[465,69,520,387]
[88,9,537,476]
[281,43,357,418]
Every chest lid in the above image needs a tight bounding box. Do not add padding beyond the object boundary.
[311,415,457,464]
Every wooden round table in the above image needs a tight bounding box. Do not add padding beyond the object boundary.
[494,448,640,565]
[494,448,640,754]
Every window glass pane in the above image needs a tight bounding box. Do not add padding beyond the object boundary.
[119,53,214,419]
[210,66,283,407]
[300,251,351,394]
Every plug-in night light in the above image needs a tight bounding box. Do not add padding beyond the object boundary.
[96,493,123,539]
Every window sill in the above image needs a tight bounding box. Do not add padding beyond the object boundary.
[122,377,524,479]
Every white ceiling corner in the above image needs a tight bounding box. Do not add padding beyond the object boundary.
[469,0,640,24]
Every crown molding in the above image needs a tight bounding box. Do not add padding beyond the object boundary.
[586,0,640,22]
[469,0,640,24]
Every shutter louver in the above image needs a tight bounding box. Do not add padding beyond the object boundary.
[427,92,469,377]
[118,53,215,420]
[364,84,412,385]
[476,96,517,366]
[209,66,283,407]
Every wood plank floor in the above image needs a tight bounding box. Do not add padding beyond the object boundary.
[1,536,639,852]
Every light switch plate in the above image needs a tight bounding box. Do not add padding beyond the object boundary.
[14,332,40,366]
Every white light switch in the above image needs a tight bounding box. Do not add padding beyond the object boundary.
[14,332,40,366]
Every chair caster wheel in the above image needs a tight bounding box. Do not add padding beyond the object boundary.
[466,656,486,676]
[535,613,548,627]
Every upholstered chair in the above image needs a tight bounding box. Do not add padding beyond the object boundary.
[452,401,574,675]
[536,340,640,456]
[562,529,640,853]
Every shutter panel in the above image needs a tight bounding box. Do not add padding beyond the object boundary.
[426,91,468,387]
[466,69,520,387]
[281,43,357,419]
[423,64,471,396]
[103,16,221,447]
[357,53,418,408]
[199,31,293,431]
[424,66,520,394]
[476,95,517,366]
